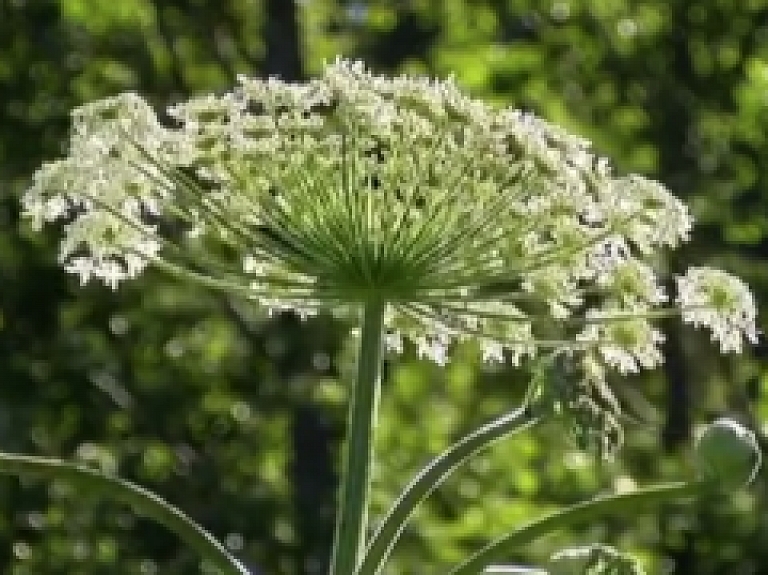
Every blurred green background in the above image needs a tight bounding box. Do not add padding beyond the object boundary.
[1,1,768,573]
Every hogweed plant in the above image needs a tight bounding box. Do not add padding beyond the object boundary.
[3,59,762,574]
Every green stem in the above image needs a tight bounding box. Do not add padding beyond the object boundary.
[356,404,539,575]
[331,298,387,575]
[0,452,248,575]
[448,481,704,575]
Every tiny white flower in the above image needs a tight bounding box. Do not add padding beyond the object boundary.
[64,257,95,286]
[384,331,404,354]
[481,340,505,364]
[415,334,450,366]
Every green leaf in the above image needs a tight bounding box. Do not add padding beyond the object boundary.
[447,482,703,575]
[0,452,248,575]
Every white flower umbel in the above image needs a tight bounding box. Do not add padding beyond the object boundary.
[677,267,759,353]
[578,312,666,375]
[23,59,758,367]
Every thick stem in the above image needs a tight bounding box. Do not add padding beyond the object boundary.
[331,298,386,575]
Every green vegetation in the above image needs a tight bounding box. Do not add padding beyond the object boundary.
[1,1,766,573]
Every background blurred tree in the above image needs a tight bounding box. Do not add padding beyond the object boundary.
[1,1,767,574]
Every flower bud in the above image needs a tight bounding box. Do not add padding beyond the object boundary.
[694,418,761,489]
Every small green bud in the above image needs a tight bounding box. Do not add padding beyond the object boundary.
[694,418,761,489]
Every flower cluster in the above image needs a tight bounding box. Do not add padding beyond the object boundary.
[677,267,759,352]
[23,59,758,369]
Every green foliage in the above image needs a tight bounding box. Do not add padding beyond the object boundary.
[1,1,767,574]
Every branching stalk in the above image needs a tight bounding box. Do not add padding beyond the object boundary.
[356,404,539,575]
